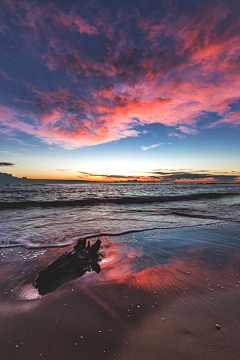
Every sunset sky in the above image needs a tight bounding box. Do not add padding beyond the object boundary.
[0,0,240,182]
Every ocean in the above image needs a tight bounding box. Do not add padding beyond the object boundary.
[1,182,240,359]
[0,182,239,248]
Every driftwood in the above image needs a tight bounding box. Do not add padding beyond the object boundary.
[35,238,102,295]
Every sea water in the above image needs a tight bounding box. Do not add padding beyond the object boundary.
[0,182,239,248]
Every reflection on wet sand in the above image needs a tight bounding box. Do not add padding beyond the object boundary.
[0,223,240,359]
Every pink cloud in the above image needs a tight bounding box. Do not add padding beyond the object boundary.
[57,12,98,35]
[0,0,239,148]
[177,126,198,135]
[168,132,186,139]
[206,110,240,129]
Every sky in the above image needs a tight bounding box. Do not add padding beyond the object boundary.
[0,0,240,182]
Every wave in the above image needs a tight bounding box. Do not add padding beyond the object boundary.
[0,192,239,209]
[0,222,220,249]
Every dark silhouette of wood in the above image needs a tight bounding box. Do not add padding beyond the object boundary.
[35,238,102,295]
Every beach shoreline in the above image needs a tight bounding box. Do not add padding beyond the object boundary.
[0,222,239,359]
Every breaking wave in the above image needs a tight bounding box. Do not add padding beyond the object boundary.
[0,192,239,209]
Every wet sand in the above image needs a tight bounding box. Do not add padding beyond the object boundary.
[0,222,240,359]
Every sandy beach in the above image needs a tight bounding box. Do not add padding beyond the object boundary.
[0,222,240,360]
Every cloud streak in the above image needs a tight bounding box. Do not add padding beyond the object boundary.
[141,142,171,151]
[76,169,240,182]
[0,0,239,148]
[0,162,15,167]
[0,150,19,155]
[141,143,164,151]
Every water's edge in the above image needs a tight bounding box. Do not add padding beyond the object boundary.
[0,221,223,250]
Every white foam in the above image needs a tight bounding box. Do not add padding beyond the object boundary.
[0,221,222,250]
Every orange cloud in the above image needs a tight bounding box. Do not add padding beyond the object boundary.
[76,170,240,183]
